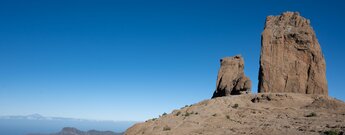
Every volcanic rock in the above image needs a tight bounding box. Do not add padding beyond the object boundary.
[212,55,251,98]
[258,12,328,95]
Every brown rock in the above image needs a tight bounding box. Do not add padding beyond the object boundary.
[258,11,328,95]
[212,55,251,98]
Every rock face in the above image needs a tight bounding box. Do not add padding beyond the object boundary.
[259,12,328,95]
[212,55,251,98]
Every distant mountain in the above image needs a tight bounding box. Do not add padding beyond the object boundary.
[0,114,108,122]
[0,114,136,135]
[0,114,46,120]
[28,127,123,135]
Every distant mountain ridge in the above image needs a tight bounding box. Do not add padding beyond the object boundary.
[0,114,136,135]
[0,114,118,122]
[28,127,123,135]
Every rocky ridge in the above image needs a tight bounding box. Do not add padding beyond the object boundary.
[125,94,345,135]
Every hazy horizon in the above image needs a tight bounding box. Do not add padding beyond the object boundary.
[0,113,138,122]
[0,113,134,135]
[1,0,345,122]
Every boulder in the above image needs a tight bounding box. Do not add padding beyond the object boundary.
[212,55,251,98]
[258,12,328,95]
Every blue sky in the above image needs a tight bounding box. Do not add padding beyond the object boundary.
[0,0,344,121]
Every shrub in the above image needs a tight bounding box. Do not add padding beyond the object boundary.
[163,126,171,131]
[305,112,317,117]
[180,105,189,109]
[185,112,190,117]
[176,111,181,116]
[162,112,167,116]
[232,103,239,109]
[226,115,230,119]
[323,130,339,135]
[212,113,217,117]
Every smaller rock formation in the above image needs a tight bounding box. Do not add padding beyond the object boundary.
[212,55,252,98]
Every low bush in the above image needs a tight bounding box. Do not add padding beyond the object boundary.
[305,112,317,117]
[163,126,171,131]
[226,115,230,119]
[323,130,339,135]
[232,103,239,109]
[176,111,181,116]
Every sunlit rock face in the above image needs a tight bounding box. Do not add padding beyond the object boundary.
[212,55,252,98]
[259,12,328,95]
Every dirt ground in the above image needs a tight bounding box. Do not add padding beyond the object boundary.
[125,93,345,135]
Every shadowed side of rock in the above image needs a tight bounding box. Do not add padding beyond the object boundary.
[259,11,328,95]
[212,55,252,98]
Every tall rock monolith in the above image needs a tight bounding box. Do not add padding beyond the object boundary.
[258,12,328,95]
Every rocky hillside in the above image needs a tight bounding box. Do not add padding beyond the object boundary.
[125,93,345,135]
[125,11,343,135]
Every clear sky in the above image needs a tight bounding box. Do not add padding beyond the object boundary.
[0,0,344,121]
